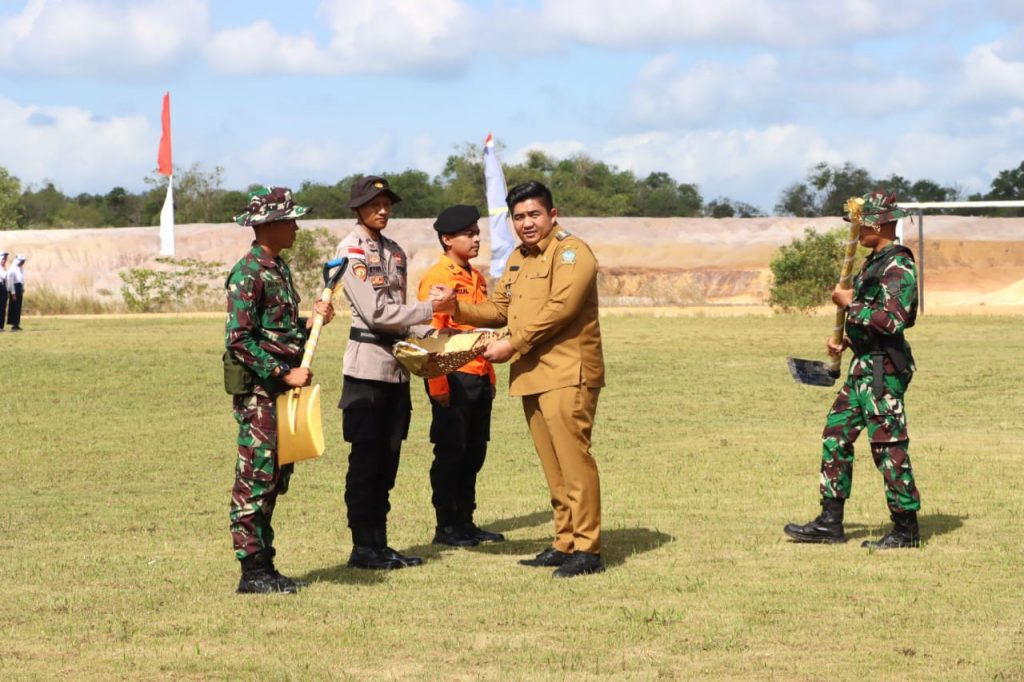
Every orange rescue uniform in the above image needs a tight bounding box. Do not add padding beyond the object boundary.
[416,254,496,395]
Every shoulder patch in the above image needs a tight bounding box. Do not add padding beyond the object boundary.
[560,249,576,264]
[352,262,368,281]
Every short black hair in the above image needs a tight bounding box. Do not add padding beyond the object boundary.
[506,180,553,213]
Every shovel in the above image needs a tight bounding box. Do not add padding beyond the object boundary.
[277,257,348,465]
[787,199,863,387]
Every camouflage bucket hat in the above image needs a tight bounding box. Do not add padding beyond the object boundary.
[845,189,908,226]
[234,186,311,227]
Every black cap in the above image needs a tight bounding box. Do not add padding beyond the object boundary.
[433,205,481,234]
[347,175,402,209]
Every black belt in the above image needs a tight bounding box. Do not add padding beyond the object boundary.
[349,328,402,346]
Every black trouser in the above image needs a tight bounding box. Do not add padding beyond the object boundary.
[7,283,22,328]
[428,372,493,527]
[339,376,412,530]
[0,282,6,329]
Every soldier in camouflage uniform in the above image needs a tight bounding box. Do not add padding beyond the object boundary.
[785,190,922,549]
[225,186,335,593]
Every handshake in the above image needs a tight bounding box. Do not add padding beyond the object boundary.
[428,284,456,313]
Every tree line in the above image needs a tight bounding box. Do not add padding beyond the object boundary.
[1,148,1022,230]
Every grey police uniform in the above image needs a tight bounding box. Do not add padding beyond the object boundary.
[334,223,432,541]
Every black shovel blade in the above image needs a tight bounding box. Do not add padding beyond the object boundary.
[787,357,839,387]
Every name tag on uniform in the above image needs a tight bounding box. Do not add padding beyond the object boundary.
[509,265,520,271]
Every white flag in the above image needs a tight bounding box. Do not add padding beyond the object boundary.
[484,133,515,278]
[159,177,175,257]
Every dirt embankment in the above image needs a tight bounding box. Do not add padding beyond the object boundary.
[1,216,1023,309]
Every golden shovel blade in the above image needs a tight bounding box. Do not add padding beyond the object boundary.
[276,384,325,466]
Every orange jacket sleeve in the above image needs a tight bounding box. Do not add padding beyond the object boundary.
[417,264,451,397]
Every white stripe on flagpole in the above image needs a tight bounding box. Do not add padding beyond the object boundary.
[159,176,175,257]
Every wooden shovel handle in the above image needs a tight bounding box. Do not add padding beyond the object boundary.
[298,286,334,370]
[827,216,861,375]
[298,259,349,370]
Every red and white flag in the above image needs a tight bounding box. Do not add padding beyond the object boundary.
[158,92,175,257]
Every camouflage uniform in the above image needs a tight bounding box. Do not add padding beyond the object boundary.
[820,242,921,513]
[225,241,307,560]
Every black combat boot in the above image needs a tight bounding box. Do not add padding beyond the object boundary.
[433,524,479,547]
[347,526,405,570]
[861,510,921,549]
[264,547,308,590]
[783,498,847,543]
[552,551,605,578]
[375,526,424,567]
[237,550,298,594]
[518,547,571,567]
[460,512,505,543]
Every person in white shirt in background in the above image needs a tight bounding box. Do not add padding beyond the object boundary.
[0,251,8,332]
[6,254,26,331]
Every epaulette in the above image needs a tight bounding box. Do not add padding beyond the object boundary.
[555,229,571,241]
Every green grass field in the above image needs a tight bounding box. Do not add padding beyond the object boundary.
[1,313,1022,680]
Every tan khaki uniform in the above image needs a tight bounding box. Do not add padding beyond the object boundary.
[455,225,605,554]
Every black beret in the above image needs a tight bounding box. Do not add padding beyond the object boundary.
[433,205,481,234]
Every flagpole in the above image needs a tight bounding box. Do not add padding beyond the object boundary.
[159,174,175,257]
[484,132,515,278]
[157,92,175,257]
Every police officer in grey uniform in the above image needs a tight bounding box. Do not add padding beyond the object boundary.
[334,175,444,570]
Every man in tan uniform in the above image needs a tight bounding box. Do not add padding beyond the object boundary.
[432,180,606,577]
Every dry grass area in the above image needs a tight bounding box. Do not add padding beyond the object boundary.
[1,313,1022,679]
[2,215,1023,309]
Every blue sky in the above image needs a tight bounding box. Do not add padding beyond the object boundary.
[1,0,1022,212]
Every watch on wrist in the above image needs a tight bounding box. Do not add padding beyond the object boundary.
[278,363,291,377]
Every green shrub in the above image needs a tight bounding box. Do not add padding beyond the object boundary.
[119,257,226,313]
[768,226,866,312]
[281,227,337,303]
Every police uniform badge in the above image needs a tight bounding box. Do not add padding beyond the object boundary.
[561,249,576,264]
[352,262,368,281]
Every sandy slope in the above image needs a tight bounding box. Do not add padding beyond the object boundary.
[1,215,1023,309]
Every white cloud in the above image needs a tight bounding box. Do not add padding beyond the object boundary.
[831,75,931,117]
[629,53,781,127]
[204,21,332,75]
[881,123,1024,197]
[597,125,840,209]
[0,96,153,191]
[219,133,450,190]
[0,0,209,77]
[954,41,1024,106]
[206,0,478,76]
[538,0,945,49]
